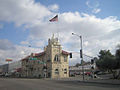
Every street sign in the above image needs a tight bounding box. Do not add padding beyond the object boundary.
[29,57,38,60]
[38,61,46,64]
[6,59,12,62]
[29,58,46,64]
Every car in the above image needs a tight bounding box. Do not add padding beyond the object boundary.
[85,72,91,75]
[94,70,100,74]
[97,71,105,75]
[0,73,5,77]
[5,73,11,77]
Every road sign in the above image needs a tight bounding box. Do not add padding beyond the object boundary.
[38,61,46,64]
[29,57,38,60]
[6,59,12,62]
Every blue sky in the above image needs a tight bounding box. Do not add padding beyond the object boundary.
[37,0,120,19]
[0,0,120,45]
[0,0,120,65]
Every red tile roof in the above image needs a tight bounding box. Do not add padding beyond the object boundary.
[33,52,45,57]
[39,52,45,56]
[21,50,69,61]
[62,50,69,55]
[21,52,45,61]
[21,55,30,61]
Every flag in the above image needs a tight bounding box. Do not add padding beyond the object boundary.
[49,15,58,22]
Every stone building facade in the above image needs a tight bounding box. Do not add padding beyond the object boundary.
[21,35,69,78]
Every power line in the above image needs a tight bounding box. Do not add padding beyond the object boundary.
[71,51,94,59]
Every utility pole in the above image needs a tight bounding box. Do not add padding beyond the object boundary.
[72,33,85,81]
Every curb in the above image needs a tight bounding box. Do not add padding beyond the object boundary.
[77,80,120,85]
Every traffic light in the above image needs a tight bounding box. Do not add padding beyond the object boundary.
[80,49,83,58]
[91,59,94,64]
[70,53,72,58]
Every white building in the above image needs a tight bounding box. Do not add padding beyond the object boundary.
[8,61,22,73]
[69,62,97,76]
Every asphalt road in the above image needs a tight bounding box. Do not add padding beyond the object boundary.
[0,78,120,90]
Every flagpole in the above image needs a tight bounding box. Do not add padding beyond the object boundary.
[49,14,59,38]
[57,16,59,39]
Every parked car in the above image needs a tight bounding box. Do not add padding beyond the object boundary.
[94,70,100,74]
[5,73,11,77]
[85,72,91,76]
[97,72,106,75]
[94,71,106,75]
[0,73,5,77]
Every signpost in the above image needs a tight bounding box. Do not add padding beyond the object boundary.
[6,59,12,62]
[6,59,12,64]
[6,58,12,74]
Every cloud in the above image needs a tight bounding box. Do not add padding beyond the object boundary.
[0,0,120,65]
[86,0,101,14]
[0,24,3,29]
[48,4,59,11]
[27,12,120,57]
[20,41,29,45]
[0,39,16,50]
[92,8,101,14]
[34,12,120,57]
[84,41,89,46]
[0,0,52,26]
[0,39,42,65]
[86,0,99,8]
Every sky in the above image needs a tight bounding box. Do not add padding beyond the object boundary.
[0,0,120,65]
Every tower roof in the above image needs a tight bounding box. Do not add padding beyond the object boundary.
[48,34,59,45]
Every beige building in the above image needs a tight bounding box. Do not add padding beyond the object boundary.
[21,35,69,78]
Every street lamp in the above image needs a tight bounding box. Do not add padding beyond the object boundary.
[72,33,85,81]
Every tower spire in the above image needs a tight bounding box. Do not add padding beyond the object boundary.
[52,33,55,39]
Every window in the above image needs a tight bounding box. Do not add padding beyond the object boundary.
[55,69,59,74]
[64,69,67,74]
[38,68,39,71]
[38,60,40,64]
[47,59,51,62]
[48,72,51,77]
[64,56,67,62]
[54,55,59,61]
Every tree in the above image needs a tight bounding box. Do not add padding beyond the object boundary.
[75,63,81,67]
[115,45,120,68]
[114,45,120,79]
[96,50,118,78]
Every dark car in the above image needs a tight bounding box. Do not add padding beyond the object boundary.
[94,71,105,75]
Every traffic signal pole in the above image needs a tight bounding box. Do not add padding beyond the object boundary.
[80,36,85,81]
[72,33,85,81]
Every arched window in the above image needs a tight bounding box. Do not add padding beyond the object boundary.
[54,54,59,61]
[64,56,67,62]
[64,68,67,74]
[55,69,59,74]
